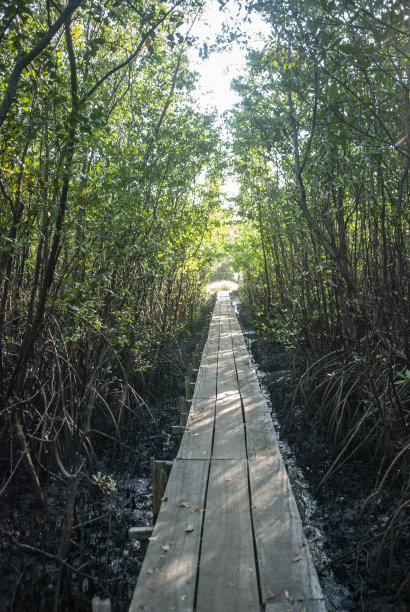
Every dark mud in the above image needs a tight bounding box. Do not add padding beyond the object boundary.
[0,391,180,612]
[233,298,409,612]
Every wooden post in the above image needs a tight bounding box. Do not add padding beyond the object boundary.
[192,345,200,369]
[185,375,193,400]
[150,458,172,523]
[179,396,189,426]
[200,328,208,349]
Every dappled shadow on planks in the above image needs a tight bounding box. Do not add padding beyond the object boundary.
[130,292,326,612]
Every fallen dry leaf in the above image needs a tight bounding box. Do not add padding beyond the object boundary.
[180,595,187,601]
[293,555,302,563]
[267,592,275,601]
[225,478,232,482]
[191,507,204,512]
[298,540,306,548]
[285,590,290,601]
[160,496,168,502]
[176,502,191,508]
[185,525,195,533]
[162,545,170,552]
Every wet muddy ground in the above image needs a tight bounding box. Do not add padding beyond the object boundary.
[1,299,408,611]
[0,392,180,611]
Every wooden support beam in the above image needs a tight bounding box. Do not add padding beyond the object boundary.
[186,362,194,381]
[185,375,193,399]
[129,526,154,557]
[150,458,172,523]
[179,396,189,426]
[129,526,154,540]
[192,351,200,369]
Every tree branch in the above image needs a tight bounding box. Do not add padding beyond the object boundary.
[0,0,84,128]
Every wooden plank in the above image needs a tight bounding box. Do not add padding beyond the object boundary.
[193,369,217,399]
[212,392,247,459]
[196,459,260,612]
[234,352,259,389]
[216,349,238,399]
[193,353,217,399]
[229,311,281,458]
[248,457,323,606]
[246,413,281,460]
[200,337,219,361]
[240,382,280,459]
[177,397,215,459]
[129,459,209,612]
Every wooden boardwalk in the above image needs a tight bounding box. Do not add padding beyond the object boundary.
[130,293,325,611]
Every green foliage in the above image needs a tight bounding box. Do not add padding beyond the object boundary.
[229,0,409,480]
[229,3,409,586]
[0,0,226,500]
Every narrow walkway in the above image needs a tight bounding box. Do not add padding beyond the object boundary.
[130,293,325,611]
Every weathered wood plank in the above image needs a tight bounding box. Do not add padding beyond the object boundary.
[234,350,260,389]
[196,459,260,612]
[192,353,217,399]
[228,306,283,459]
[248,457,323,606]
[240,382,280,459]
[212,392,247,459]
[177,397,215,459]
[129,459,209,612]
[216,347,238,398]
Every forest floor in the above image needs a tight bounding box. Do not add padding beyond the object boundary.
[0,295,408,611]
